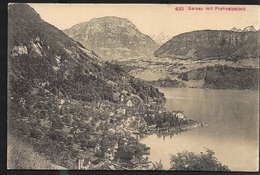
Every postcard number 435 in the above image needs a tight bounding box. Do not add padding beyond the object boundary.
[175,7,184,11]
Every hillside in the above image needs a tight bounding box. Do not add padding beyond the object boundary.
[9,4,164,104]
[117,54,259,90]
[8,4,165,169]
[177,65,259,90]
[154,28,260,61]
[63,16,159,60]
[8,134,65,169]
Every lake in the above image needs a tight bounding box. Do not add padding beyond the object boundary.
[139,88,259,171]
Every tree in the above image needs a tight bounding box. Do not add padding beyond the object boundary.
[154,160,163,170]
[170,148,230,171]
[30,127,43,139]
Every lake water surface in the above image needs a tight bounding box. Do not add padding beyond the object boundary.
[139,88,259,171]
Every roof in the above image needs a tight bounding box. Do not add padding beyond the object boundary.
[176,112,185,118]
[83,158,91,166]
[117,150,133,159]
[159,108,167,111]
[130,157,139,165]
[92,158,103,165]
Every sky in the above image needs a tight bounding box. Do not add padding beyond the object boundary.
[29,4,259,37]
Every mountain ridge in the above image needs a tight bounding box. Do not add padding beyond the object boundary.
[154,29,259,61]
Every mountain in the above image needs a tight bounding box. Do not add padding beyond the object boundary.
[8,4,164,169]
[9,4,164,103]
[230,27,242,32]
[149,32,172,46]
[230,26,257,32]
[242,25,257,32]
[63,16,159,60]
[154,29,260,61]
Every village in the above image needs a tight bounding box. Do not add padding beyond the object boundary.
[57,93,204,170]
[14,87,206,170]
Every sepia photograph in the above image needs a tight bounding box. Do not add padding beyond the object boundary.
[7,3,259,171]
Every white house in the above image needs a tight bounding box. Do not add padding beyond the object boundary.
[126,100,133,107]
[175,112,186,120]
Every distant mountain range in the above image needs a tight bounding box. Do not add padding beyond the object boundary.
[149,32,172,46]
[154,26,259,61]
[231,25,257,32]
[63,17,159,60]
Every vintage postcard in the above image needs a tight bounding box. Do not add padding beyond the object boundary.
[7,3,259,171]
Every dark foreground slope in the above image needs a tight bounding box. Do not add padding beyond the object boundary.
[8,134,65,169]
[8,4,164,169]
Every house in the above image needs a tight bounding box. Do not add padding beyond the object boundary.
[116,107,126,115]
[126,100,133,107]
[19,98,26,106]
[91,157,103,165]
[125,95,143,107]
[118,137,128,146]
[140,156,149,164]
[83,159,92,170]
[175,112,186,125]
[104,148,115,160]
[77,157,92,170]
[147,97,154,104]
[126,108,135,116]
[117,150,133,160]
[175,112,186,120]
[130,156,139,166]
[77,158,84,169]
[138,117,147,127]
[120,94,125,102]
[92,159,111,170]
[113,92,121,101]
[124,117,133,127]
[115,128,126,138]
[94,143,101,154]
[109,112,115,116]
[77,157,104,170]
